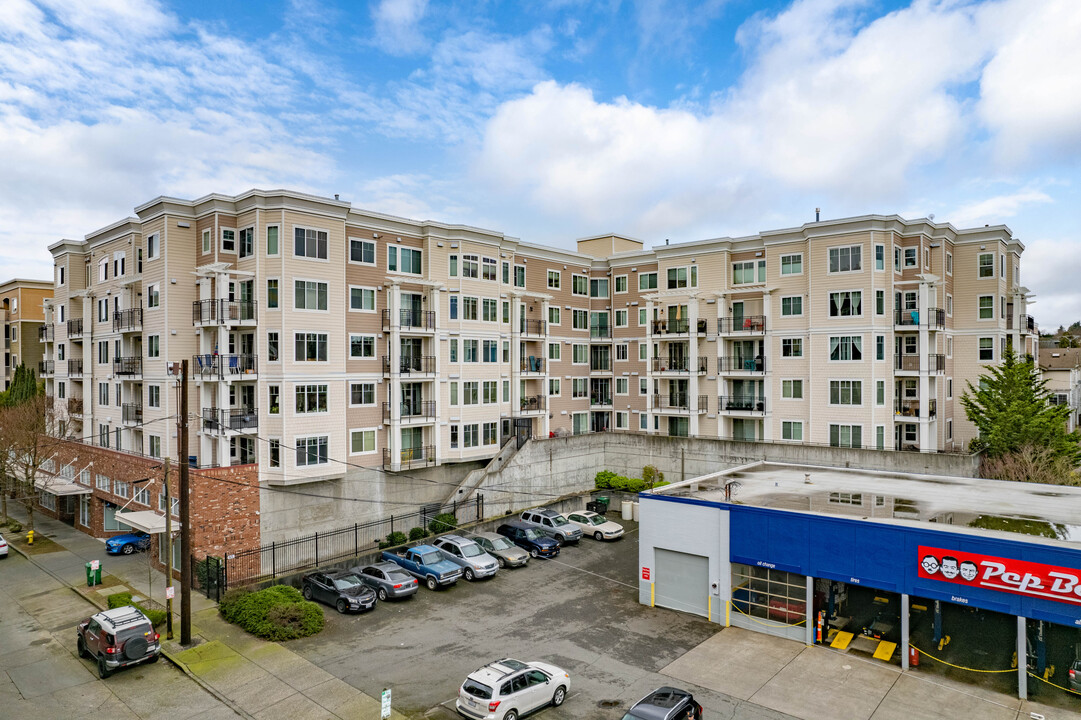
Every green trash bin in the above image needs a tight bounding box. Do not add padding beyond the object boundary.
[85,562,101,587]
[594,496,610,514]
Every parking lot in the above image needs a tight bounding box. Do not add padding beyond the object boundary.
[289,520,794,719]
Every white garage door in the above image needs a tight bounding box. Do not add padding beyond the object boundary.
[655,548,709,617]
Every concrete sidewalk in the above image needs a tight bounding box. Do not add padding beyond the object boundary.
[4,511,406,720]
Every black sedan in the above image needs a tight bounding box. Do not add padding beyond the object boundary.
[622,687,703,720]
[352,561,420,601]
[301,571,377,614]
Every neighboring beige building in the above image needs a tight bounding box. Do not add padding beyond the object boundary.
[1040,347,1081,433]
[1,278,53,390]
[38,190,1038,494]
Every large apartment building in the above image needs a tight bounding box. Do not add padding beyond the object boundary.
[36,189,1037,541]
[1,278,53,390]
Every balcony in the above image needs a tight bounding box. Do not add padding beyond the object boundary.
[589,326,613,340]
[384,446,435,470]
[590,357,611,372]
[201,407,258,433]
[67,397,84,416]
[192,353,258,380]
[383,355,436,375]
[1020,314,1037,334]
[113,308,143,333]
[718,395,767,413]
[122,403,143,424]
[68,359,83,377]
[651,357,708,373]
[382,309,436,332]
[894,308,945,330]
[518,395,545,414]
[67,318,84,339]
[520,356,545,374]
[717,356,766,373]
[894,398,937,419]
[519,319,546,337]
[383,400,436,423]
[38,324,54,343]
[653,394,709,413]
[192,299,256,326]
[717,316,766,335]
[590,394,613,408]
[894,354,946,373]
[113,357,142,377]
[39,360,54,376]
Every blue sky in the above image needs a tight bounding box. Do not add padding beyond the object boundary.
[1,0,1079,327]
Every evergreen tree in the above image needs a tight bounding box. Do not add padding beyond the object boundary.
[0,363,40,407]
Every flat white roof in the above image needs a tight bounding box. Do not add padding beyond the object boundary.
[117,511,180,534]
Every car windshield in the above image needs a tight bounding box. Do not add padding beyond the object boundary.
[489,537,513,551]
[333,574,363,590]
[550,515,568,526]
[420,552,443,565]
[522,528,542,540]
[461,545,483,558]
[589,515,608,525]
[462,679,493,699]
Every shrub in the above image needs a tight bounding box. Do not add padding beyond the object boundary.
[140,607,168,627]
[106,591,167,627]
[218,584,323,641]
[428,513,457,534]
[594,469,668,494]
[379,531,408,549]
[642,465,664,488]
[194,556,222,588]
[408,526,429,541]
[7,520,22,533]
[107,592,133,609]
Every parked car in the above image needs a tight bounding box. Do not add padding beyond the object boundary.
[301,571,377,613]
[496,521,560,559]
[456,658,570,720]
[470,531,529,569]
[566,510,624,541]
[105,530,151,555]
[433,535,499,581]
[1069,642,1081,691]
[0,532,8,558]
[622,686,703,720]
[353,561,420,601]
[519,508,582,545]
[381,544,463,590]
[77,605,160,678]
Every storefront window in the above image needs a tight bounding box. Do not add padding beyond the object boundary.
[731,563,807,625]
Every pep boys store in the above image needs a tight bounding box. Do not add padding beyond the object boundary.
[637,468,1081,701]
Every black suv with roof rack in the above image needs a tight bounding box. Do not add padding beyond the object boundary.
[77,605,161,678]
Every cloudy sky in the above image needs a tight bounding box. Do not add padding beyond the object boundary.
[1,0,1079,327]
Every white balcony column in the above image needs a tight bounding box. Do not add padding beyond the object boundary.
[688,299,700,435]
[540,298,550,437]
[917,280,932,452]
[80,295,94,437]
[761,290,773,442]
[388,283,403,469]
[645,299,655,427]
[511,296,524,406]
[1011,291,1023,356]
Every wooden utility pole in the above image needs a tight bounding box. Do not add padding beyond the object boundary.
[163,456,173,640]
[178,359,191,645]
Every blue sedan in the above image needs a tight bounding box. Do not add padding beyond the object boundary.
[106,531,151,555]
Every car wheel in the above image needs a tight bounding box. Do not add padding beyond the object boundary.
[502,711,517,720]
[148,653,160,663]
[464,567,475,582]
[336,599,348,614]
[377,587,388,602]
[77,637,88,658]
[595,531,603,541]
[530,548,539,558]
[497,556,506,568]
[426,576,438,591]
[552,685,566,707]
[302,585,313,600]
[97,656,111,679]
[122,544,134,555]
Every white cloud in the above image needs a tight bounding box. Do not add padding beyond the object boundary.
[371,0,429,56]
[948,190,1052,227]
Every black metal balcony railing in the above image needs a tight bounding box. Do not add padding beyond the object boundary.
[67,318,84,337]
[590,358,611,372]
[113,357,142,376]
[717,356,766,373]
[520,319,546,336]
[384,446,435,469]
[589,326,612,339]
[520,357,545,373]
[122,403,143,424]
[67,397,83,415]
[192,354,258,379]
[519,395,545,412]
[651,318,695,335]
[894,308,946,328]
[719,395,767,413]
[39,324,54,342]
[653,356,687,372]
[590,394,613,407]
[192,299,218,324]
[68,358,83,376]
[894,354,946,372]
[718,316,766,334]
[39,360,55,375]
[383,355,436,374]
[383,400,436,422]
[1022,314,1037,333]
[202,407,258,433]
[894,398,937,418]
[382,309,436,331]
[652,394,708,410]
[113,308,143,332]
[191,299,256,325]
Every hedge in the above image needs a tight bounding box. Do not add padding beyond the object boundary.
[428,513,458,534]
[594,470,669,493]
[218,585,324,641]
[106,591,168,627]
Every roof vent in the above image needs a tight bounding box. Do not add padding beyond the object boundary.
[804,473,812,484]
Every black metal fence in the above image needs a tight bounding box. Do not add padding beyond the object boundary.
[193,495,485,598]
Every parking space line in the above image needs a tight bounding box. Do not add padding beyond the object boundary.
[547,557,639,590]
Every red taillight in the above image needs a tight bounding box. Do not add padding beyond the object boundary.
[393,583,403,589]
[105,646,117,654]
[154,633,160,641]
[1071,668,1076,680]
[488,701,501,712]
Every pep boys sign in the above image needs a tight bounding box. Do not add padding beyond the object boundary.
[918,545,1081,605]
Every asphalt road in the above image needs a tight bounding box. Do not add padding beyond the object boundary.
[288,522,795,720]
[0,550,237,720]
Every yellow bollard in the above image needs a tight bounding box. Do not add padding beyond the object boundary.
[27,530,34,545]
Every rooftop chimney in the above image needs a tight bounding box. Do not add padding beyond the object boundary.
[334,194,340,201]
[815,208,820,222]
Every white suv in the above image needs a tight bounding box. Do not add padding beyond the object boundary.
[457,658,570,720]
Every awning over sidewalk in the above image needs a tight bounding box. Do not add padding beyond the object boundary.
[116,510,181,534]
[34,477,92,496]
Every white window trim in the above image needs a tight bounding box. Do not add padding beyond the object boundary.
[977,252,995,279]
[348,285,378,313]
[779,295,804,317]
[873,244,885,273]
[347,237,375,265]
[638,272,658,291]
[386,243,422,276]
[945,251,953,276]
[293,331,329,363]
[829,423,864,447]
[348,333,377,359]
[266,224,281,257]
[828,378,864,407]
[978,337,995,361]
[615,310,628,328]
[570,274,588,296]
[828,334,864,363]
[828,288,864,319]
[614,274,629,294]
[293,383,330,416]
[293,225,331,263]
[780,253,804,277]
[780,336,804,358]
[547,270,561,289]
[220,227,237,255]
[893,245,901,274]
[146,283,160,309]
[237,225,255,259]
[293,277,329,313]
[349,427,378,456]
[348,382,376,408]
[902,247,918,268]
[946,293,953,317]
[548,307,561,326]
[146,233,160,261]
[615,378,629,395]
[266,277,280,311]
[780,419,804,442]
[780,378,804,400]
[548,378,561,397]
[294,435,330,467]
[826,243,864,274]
[571,344,588,365]
[977,294,995,321]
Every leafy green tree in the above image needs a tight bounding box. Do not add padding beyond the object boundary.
[961,348,1080,481]
[0,363,41,407]
[1059,334,1078,348]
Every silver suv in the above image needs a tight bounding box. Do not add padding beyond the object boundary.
[519,508,582,545]
[433,534,499,581]
[457,658,571,720]
[77,606,160,678]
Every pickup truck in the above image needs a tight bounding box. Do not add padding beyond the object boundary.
[381,545,464,590]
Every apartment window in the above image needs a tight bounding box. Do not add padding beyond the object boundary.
[482,339,498,362]
[615,275,628,293]
[903,247,917,267]
[350,429,376,455]
[58,265,66,285]
[781,296,802,317]
[875,290,884,316]
[147,233,159,260]
[874,244,884,271]
[449,295,458,320]
[732,261,757,285]
[615,378,629,395]
[979,337,993,361]
[639,309,647,326]
[295,384,328,413]
[149,435,161,458]
[462,255,478,278]
[462,381,479,405]
[349,238,374,264]
[639,377,648,395]
[293,227,328,259]
[449,339,458,362]
[947,378,953,399]
[97,341,109,364]
[98,382,109,406]
[829,291,861,317]
[98,258,109,282]
[616,344,628,361]
[350,287,375,312]
[782,421,803,441]
[388,245,422,274]
[463,424,479,448]
[640,413,648,430]
[267,279,279,309]
[1001,254,1006,278]
[572,344,587,364]
[829,336,862,361]
[615,412,628,430]
[449,382,459,406]
[483,381,498,404]
[829,245,861,273]
[572,310,588,330]
[781,254,802,275]
[947,419,953,441]
[97,299,108,322]
[502,261,509,284]
[344,382,374,408]
[875,335,884,361]
[615,310,628,327]
[829,424,862,448]
[1000,295,1006,320]
[639,272,658,290]
[549,378,561,397]
[572,275,587,295]
[450,425,459,449]
[514,265,526,287]
[946,252,952,275]
[978,253,994,278]
[268,385,279,414]
[549,343,560,360]
[449,255,458,277]
[296,436,329,466]
[482,298,498,322]
[502,379,509,402]
[147,335,160,358]
[549,307,560,325]
[461,297,477,320]
[294,332,328,361]
[268,331,279,361]
[58,343,65,361]
[350,335,375,358]
[876,380,885,406]
[547,270,561,289]
[294,280,328,311]
[781,338,803,357]
[946,294,953,316]
[238,227,254,258]
[924,248,931,269]
[267,226,279,256]
[830,380,862,405]
[781,379,803,399]
[482,256,498,280]
[269,439,281,467]
[96,473,110,492]
[463,339,478,362]
[147,284,160,308]
[590,278,609,297]
[502,302,509,324]
[978,295,994,320]
[639,342,647,360]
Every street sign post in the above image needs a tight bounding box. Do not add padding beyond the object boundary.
[166,586,175,600]
[381,688,391,719]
